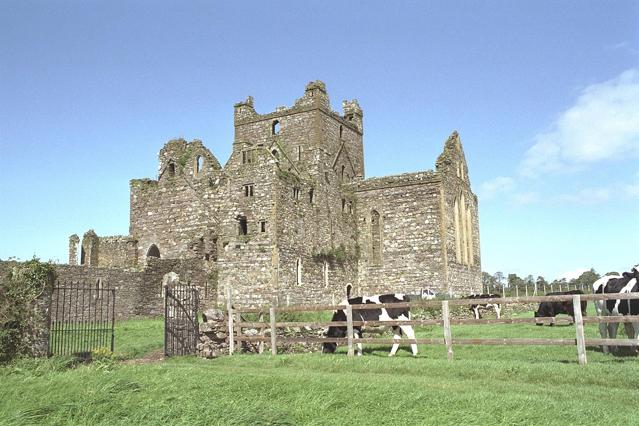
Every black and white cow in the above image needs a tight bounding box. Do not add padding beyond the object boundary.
[420,288,437,300]
[322,294,417,357]
[534,290,587,326]
[467,294,502,319]
[593,265,639,353]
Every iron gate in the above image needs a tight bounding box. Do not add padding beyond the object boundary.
[49,284,116,356]
[165,285,199,356]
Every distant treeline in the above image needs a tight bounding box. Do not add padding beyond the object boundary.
[481,269,608,295]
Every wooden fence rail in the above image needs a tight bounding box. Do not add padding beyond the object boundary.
[226,292,639,366]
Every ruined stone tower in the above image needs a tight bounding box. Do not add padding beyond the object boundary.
[69,81,481,307]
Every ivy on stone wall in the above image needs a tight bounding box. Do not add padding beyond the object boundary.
[0,259,56,362]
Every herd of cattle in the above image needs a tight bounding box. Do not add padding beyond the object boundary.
[323,263,639,356]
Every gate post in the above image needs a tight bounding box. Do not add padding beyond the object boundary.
[573,294,587,366]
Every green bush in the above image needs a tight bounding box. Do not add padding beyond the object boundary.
[0,259,56,362]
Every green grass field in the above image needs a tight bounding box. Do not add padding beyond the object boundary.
[2,309,639,425]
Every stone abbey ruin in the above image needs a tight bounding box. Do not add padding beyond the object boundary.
[64,81,481,315]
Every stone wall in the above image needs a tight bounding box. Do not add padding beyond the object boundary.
[55,257,213,319]
[354,172,446,296]
[129,139,221,265]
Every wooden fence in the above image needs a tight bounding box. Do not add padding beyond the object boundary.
[227,290,639,366]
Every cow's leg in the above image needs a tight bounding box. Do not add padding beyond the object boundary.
[609,322,620,353]
[400,325,418,356]
[354,330,363,356]
[472,306,480,320]
[389,326,401,357]
[623,322,639,355]
[599,321,610,353]
[494,304,501,319]
[595,301,610,353]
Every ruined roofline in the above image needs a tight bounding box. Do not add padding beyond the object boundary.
[351,170,440,192]
[233,81,363,134]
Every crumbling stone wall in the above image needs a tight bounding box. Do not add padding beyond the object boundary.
[55,258,213,319]
[129,139,221,265]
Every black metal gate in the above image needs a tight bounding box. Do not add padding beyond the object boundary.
[49,284,116,356]
[165,285,199,356]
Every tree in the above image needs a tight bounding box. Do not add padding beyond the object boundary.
[482,272,495,292]
[508,273,524,289]
[571,268,600,290]
[536,276,548,294]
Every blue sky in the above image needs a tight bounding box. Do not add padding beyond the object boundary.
[1,1,637,281]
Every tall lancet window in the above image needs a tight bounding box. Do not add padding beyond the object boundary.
[371,210,382,266]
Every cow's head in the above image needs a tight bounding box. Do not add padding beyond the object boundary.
[534,303,552,318]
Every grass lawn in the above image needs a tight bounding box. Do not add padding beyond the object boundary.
[2,309,639,425]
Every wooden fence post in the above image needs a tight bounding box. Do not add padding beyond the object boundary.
[235,310,241,351]
[227,287,234,355]
[258,311,264,354]
[346,304,354,357]
[270,305,277,355]
[442,300,453,361]
[573,294,587,366]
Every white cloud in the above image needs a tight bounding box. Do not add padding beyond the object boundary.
[479,176,515,199]
[512,191,539,205]
[520,68,639,177]
[556,187,611,205]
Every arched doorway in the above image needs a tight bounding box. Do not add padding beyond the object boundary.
[147,244,161,258]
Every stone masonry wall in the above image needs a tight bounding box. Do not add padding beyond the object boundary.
[354,172,445,296]
[55,258,211,319]
[129,139,221,265]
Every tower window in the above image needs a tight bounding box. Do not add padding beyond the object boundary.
[167,162,176,177]
[293,187,301,200]
[195,155,204,174]
[260,220,267,233]
[244,184,254,197]
[271,149,279,160]
[371,210,382,266]
[272,120,281,135]
[342,198,346,212]
[339,125,343,139]
[296,258,303,285]
[309,188,314,204]
[242,150,253,164]
[297,146,302,161]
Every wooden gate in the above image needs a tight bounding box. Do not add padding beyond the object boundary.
[164,285,199,356]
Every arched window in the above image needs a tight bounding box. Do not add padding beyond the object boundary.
[323,261,329,287]
[296,258,303,285]
[339,125,343,139]
[195,155,203,174]
[147,244,161,258]
[167,162,176,178]
[238,216,248,235]
[341,165,345,181]
[272,120,281,135]
[271,149,279,160]
[371,210,382,266]
[454,198,461,263]
[346,284,352,298]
